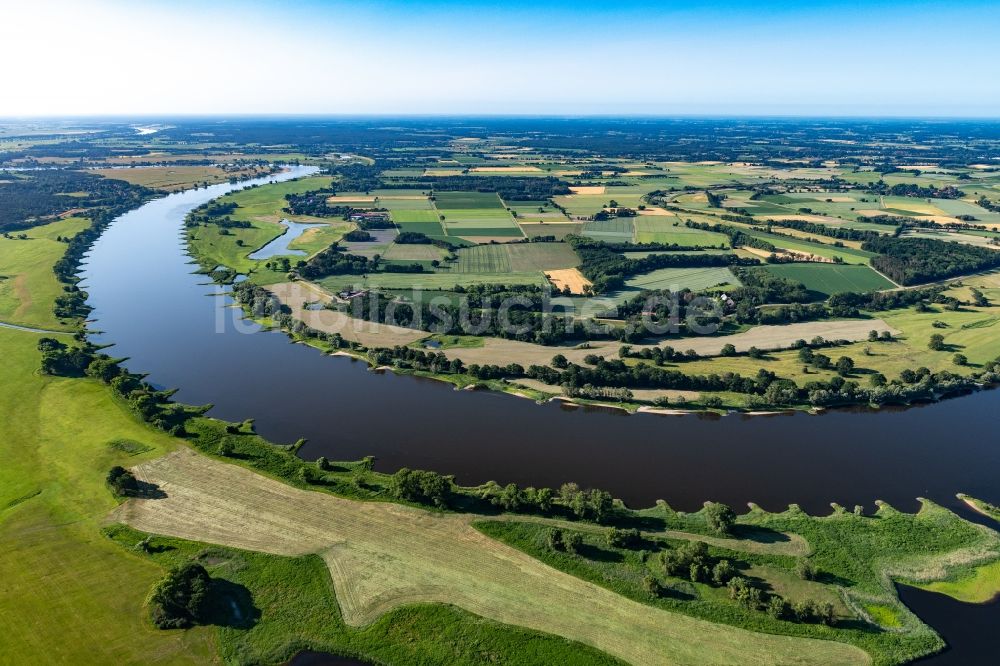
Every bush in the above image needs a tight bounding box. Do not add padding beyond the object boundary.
[564,532,583,554]
[796,558,817,581]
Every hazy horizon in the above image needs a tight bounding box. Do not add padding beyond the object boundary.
[4,0,999,117]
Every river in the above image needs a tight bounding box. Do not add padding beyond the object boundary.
[80,167,1000,663]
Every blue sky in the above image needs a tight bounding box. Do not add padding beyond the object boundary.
[2,0,998,116]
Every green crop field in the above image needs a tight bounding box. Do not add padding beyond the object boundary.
[447,242,579,273]
[391,209,441,224]
[398,221,448,235]
[742,229,875,264]
[634,218,731,246]
[624,266,740,293]
[434,191,505,210]
[582,218,635,241]
[761,263,896,297]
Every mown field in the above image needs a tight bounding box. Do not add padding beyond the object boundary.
[762,263,896,297]
[113,450,867,666]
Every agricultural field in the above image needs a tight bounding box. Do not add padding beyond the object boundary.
[434,191,506,209]
[622,266,740,295]
[634,218,730,247]
[582,217,635,241]
[740,228,876,264]
[761,263,897,297]
[446,242,579,273]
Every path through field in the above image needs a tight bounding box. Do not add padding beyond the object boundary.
[112,450,868,666]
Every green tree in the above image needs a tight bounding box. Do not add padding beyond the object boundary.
[107,466,138,497]
[149,562,212,629]
[704,501,736,535]
[835,356,855,376]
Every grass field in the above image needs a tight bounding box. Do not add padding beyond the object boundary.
[0,328,216,664]
[447,243,579,273]
[113,450,866,666]
[0,216,89,330]
[761,264,896,297]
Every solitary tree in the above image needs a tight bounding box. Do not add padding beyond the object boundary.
[704,501,736,535]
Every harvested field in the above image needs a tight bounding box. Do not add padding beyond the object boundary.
[112,450,865,666]
[545,268,591,295]
[267,282,426,347]
[441,319,897,368]
[569,186,606,194]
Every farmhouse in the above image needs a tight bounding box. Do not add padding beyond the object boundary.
[349,211,391,224]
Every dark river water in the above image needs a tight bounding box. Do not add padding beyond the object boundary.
[80,167,1000,663]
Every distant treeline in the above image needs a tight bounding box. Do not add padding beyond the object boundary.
[868,181,964,199]
[0,169,150,231]
[425,176,570,201]
[863,236,1000,285]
